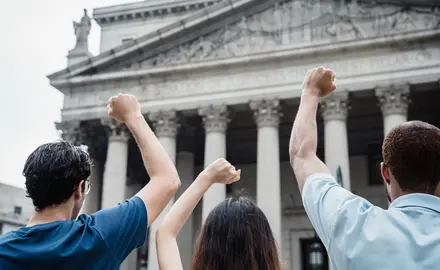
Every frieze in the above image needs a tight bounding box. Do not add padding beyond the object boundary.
[135,0,440,68]
[62,46,437,111]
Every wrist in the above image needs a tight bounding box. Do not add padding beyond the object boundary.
[125,113,145,127]
[301,91,320,102]
[196,171,215,187]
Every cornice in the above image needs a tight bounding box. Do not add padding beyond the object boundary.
[49,29,440,90]
[93,0,219,26]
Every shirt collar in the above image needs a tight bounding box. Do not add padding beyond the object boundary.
[389,193,440,213]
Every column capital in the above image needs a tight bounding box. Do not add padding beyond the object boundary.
[320,91,349,121]
[375,84,410,116]
[149,110,180,138]
[250,99,281,128]
[101,118,129,142]
[198,105,229,133]
[55,121,81,144]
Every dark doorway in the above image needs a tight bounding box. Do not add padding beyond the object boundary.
[300,235,329,270]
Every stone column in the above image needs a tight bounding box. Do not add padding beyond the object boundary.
[101,119,130,209]
[147,111,179,270]
[198,105,229,222]
[55,120,81,144]
[321,92,351,191]
[375,84,410,135]
[56,121,102,215]
[176,152,195,270]
[81,159,102,214]
[250,100,282,247]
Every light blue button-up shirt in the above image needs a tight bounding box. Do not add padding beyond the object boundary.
[303,173,440,270]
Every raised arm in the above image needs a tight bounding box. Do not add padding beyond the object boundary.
[156,158,240,270]
[289,67,335,193]
[108,94,180,226]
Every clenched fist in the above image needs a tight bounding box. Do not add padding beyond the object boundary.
[203,158,241,185]
[107,93,142,123]
[302,66,336,97]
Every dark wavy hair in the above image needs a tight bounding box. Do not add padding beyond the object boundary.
[23,141,92,211]
[383,120,440,194]
[191,195,281,270]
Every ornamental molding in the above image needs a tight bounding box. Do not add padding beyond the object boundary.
[149,110,180,138]
[61,45,438,112]
[55,121,81,144]
[101,118,130,141]
[250,99,281,128]
[375,84,411,116]
[198,105,229,133]
[93,1,218,26]
[320,91,349,121]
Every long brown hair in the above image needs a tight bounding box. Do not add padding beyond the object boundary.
[191,195,281,270]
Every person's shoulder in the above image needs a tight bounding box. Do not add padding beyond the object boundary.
[302,173,337,197]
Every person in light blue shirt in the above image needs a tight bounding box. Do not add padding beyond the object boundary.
[289,67,440,270]
[0,94,181,269]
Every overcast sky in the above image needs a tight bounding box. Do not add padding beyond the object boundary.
[0,0,142,188]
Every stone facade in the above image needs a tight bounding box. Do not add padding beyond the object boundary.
[0,183,33,236]
[48,1,440,269]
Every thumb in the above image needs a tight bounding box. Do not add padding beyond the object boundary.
[107,104,113,116]
[232,169,241,183]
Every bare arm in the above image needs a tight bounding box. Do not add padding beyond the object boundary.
[156,159,240,270]
[289,68,334,193]
[125,115,180,226]
[156,174,212,270]
[108,93,180,227]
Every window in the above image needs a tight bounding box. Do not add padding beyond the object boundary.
[300,235,328,270]
[14,206,22,215]
[368,144,383,185]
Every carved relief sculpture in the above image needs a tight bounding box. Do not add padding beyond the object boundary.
[138,0,440,68]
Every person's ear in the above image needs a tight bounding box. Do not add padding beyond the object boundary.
[74,180,85,199]
[381,162,391,185]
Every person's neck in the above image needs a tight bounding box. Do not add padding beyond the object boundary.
[27,203,73,227]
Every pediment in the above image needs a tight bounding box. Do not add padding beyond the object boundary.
[49,0,440,81]
[103,0,440,73]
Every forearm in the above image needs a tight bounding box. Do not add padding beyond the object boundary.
[125,115,179,182]
[289,93,330,191]
[157,173,212,237]
[289,93,320,161]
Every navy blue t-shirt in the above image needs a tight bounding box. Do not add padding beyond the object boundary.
[0,196,148,270]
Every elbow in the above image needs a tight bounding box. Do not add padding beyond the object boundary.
[289,144,300,167]
[289,145,313,168]
[156,223,177,243]
[167,173,181,196]
[170,174,181,192]
[162,173,181,195]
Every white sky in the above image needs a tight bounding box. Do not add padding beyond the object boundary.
[0,0,142,188]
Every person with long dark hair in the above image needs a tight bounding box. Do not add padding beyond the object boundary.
[156,158,281,270]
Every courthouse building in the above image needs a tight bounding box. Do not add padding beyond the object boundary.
[48,0,440,269]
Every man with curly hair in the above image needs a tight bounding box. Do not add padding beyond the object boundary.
[0,94,181,269]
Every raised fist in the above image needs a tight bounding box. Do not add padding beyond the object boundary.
[203,158,241,185]
[107,93,142,123]
[302,66,336,97]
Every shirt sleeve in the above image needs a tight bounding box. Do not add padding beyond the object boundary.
[302,173,373,250]
[91,196,148,263]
